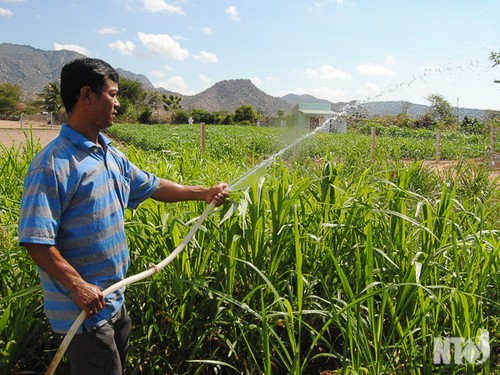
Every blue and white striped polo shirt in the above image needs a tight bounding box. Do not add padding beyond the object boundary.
[19,124,160,333]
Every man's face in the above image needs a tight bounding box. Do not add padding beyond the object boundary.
[93,79,120,129]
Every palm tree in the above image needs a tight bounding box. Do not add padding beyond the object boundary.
[37,82,63,113]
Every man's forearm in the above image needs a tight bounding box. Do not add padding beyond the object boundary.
[23,243,105,316]
[151,179,209,202]
[151,179,229,205]
[24,243,85,292]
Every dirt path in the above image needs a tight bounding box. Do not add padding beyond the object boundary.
[0,120,61,148]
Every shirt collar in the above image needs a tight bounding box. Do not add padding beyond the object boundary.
[60,123,112,152]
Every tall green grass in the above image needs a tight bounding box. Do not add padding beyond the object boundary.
[0,137,66,373]
[0,126,499,374]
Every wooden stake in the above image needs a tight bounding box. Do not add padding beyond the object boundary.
[201,122,206,153]
[436,129,441,163]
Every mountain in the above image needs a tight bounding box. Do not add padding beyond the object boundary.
[0,43,84,97]
[356,100,489,121]
[0,43,154,97]
[283,95,491,121]
[116,68,155,91]
[0,43,492,120]
[0,43,289,117]
[182,79,293,117]
[282,93,332,106]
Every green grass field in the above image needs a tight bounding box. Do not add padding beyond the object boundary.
[1,124,499,374]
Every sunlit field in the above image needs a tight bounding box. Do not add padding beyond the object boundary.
[1,124,499,374]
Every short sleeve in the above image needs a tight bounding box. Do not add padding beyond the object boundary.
[127,166,160,209]
[18,165,61,245]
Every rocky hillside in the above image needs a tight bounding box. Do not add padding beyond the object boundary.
[181,79,292,117]
[0,43,84,97]
[0,43,153,98]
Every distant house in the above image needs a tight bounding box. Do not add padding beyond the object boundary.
[291,102,346,133]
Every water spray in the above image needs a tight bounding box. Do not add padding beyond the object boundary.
[45,112,344,375]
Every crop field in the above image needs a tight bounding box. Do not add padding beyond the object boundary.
[1,124,499,374]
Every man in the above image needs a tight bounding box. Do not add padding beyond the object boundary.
[18,57,229,374]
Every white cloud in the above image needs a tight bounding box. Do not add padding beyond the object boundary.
[192,50,218,63]
[225,5,239,20]
[138,32,189,60]
[356,63,395,76]
[202,27,212,34]
[309,2,323,11]
[154,76,194,95]
[142,0,185,14]
[199,74,212,84]
[109,40,136,56]
[311,86,347,102]
[0,7,13,16]
[97,26,120,35]
[150,70,166,79]
[359,82,382,97]
[150,65,174,78]
[309,0,344,12]
[305,65,352,81]
[54,42,89,56]
[250,77,262,86]
[386,55,396,65]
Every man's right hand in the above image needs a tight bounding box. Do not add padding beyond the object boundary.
[69,278,105,317]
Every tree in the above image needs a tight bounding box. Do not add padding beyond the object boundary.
[117,77,147,120]
[37,82,63,113]
[172,109,190,124]
[191,108,214,124]
[426,93,456,129]
[214,110,233,125]
[461,115,486,135]
[413,114,436,129]
[162,94,182,112]
[234,104,258,124]
[146,91,163,111]
[490,51,500,83]
[0,83,22,115]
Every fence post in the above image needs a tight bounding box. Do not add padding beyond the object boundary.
[436,129,441,163]
[370,127,376,160]
[490,123,495,159]
[200,122,206,153]
[20,113,23,129]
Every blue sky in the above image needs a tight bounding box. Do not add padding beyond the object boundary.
[1,0,499,110]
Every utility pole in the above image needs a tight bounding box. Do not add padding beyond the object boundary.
[456,97,460,125]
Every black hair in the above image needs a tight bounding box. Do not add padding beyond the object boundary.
[60,58,119,113]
